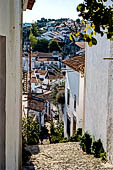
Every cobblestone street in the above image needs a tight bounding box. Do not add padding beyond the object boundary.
[23,142,113,170]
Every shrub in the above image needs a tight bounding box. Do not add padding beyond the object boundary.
[50,82,65,106]
[100,152,107,161]
[50,121,64,144]
[69,128,82,142]
[55,122,64,137]
[60,137,69,143]
[77,128,82,136]
[79,131,106,161]
[56,90,65,105]
[22,116,40,164]
[69,135,78,142]
[50,121,56,136]
[51,135,60,144]
[92,139,104,158]
[22,116,40,145]
[80,132,92,154]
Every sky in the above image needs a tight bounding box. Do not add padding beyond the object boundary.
[23,0,83,23]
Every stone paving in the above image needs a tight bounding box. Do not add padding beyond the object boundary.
[23,142,113,170]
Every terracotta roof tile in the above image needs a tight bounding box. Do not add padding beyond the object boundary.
[36,70,46,75]
[27,0,35,10]
[32,52,62,57]
[63,54,85,75]
[75,42,85,49]
[36,58,55,61]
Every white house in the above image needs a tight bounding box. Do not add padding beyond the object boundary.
[63,53,85,138]
[0,0,35,169]
[22,54,36,71]
[0,1,22,169]
[84,0,113,163]
[84,36,113,163]
[35,52,62,69]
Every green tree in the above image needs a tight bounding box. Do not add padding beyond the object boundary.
[22,116,40,145]
[73,0,113,46]
[31,23,39,37]
[48,40,61,52]
[29,32,38,51]
[76,18,81,24]
[51,83,58,102]
[37,38,49,52]
[56,90,65,105]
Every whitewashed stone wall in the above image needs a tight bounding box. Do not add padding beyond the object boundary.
[0,0,22,169]
[64,66,84,137]
[106,41,113,162]
[85,33,113,163]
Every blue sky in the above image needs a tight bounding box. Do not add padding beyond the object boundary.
[23,0,83,23]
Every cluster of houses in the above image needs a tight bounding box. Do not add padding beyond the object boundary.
[1,0,113,169]
[22,41,86,121]
[22,51,64,92]
[22,21,113,164]
[22,49,65,131]
[23,18,85,43]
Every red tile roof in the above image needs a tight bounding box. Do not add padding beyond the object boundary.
[27,0,35,10]
[32,52,62,57]
[63,54,85,75]
[36,58,55,62]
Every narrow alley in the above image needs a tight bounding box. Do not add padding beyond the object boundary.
[23,142,113,170]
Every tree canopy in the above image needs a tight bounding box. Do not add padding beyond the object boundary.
[37,39,49,52]
[29,32,38,51]
[31,23,39,37]
[72,0,113,46]
[48,40,61,52]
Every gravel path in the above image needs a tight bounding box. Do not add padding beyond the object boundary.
[23,142,113,170]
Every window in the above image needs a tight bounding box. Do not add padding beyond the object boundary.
[67,115,70,137]
[74,95,76,111]
[73,116,76,134]
[67,89,70,105]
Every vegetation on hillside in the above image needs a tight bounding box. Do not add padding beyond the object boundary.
[51,81,65,105]
[49,40,62,52]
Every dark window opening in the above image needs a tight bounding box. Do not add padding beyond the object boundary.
[67,89,70,105]
[67,115,70,137]
[74,95,76,111]
[73,116,76,134]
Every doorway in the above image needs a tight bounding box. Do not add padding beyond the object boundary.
[0,35,6,169]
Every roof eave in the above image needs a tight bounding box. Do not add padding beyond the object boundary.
[23,0,35,11]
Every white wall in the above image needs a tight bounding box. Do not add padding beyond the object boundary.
[85,33,113,161]
[22,57,28,71]
[35,60,59,67]
[0,0,22,169]
[22,95,28,118]
[64,66,84,137]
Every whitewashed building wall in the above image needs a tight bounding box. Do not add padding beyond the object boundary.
[64,66,84,138]
[85,33,113,162]
[0,0,22,169]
